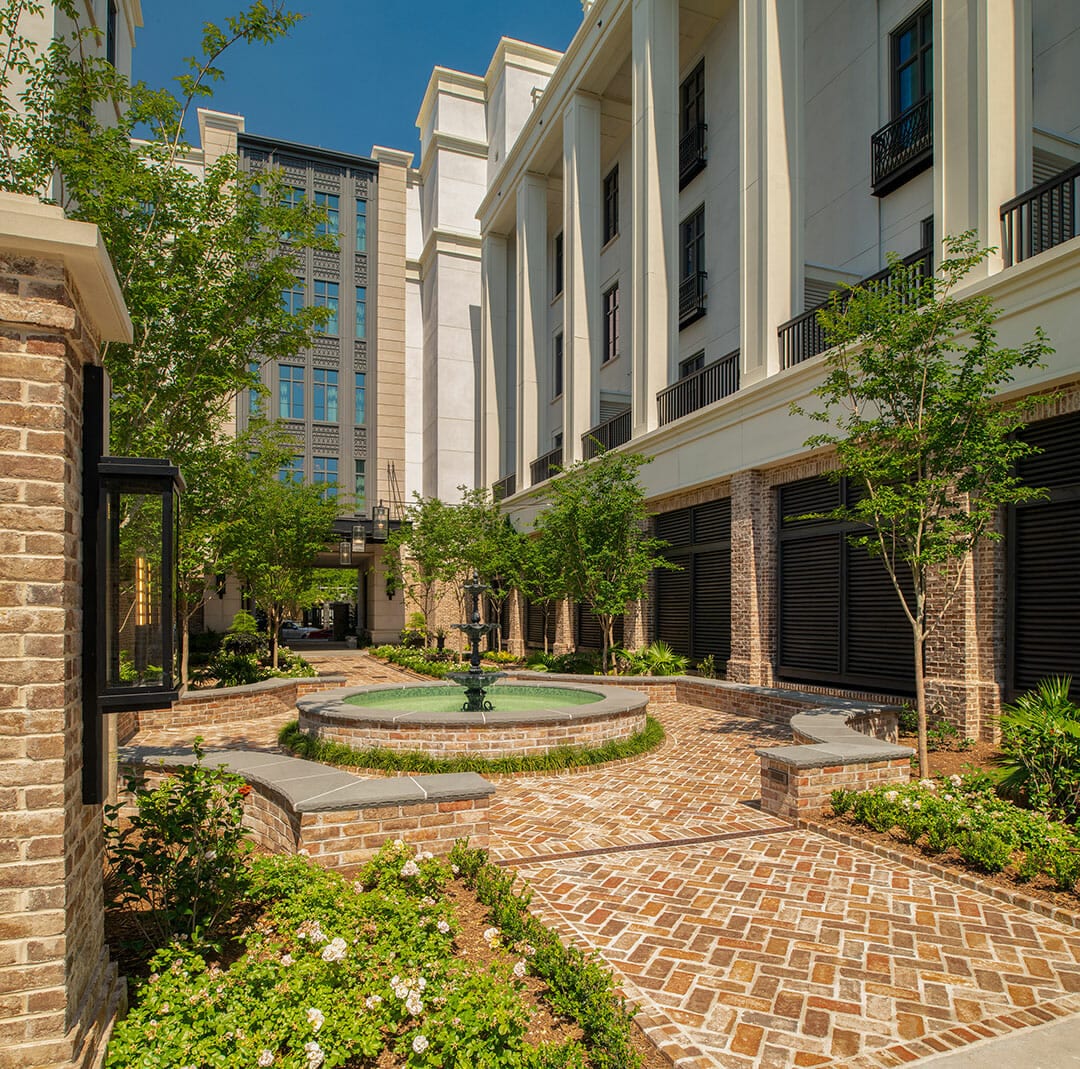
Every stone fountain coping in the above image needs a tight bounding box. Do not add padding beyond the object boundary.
[119,745,496,813]
[297,679,649,729]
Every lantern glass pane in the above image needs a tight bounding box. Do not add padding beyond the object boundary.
[104,488,167,690]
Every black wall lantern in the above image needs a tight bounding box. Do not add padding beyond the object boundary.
[82,366,185,802]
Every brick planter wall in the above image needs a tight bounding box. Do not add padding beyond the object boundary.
[118,675,347,743]
[760,755,911,821]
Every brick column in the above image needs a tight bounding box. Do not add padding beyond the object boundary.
[506,588,525,657]
[623,598,647,652]
[0,193,131,1068]
[727,469,776,685]
[553,598,575,655]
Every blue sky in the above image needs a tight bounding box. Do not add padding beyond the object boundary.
[132,2,582,160]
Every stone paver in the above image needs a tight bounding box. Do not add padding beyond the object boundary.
[490,702,1080,1068]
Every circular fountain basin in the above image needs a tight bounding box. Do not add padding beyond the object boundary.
[297,680,649,760]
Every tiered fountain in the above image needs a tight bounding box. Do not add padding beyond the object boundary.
[446,572,505,711]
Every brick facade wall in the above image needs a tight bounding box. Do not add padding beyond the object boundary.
[0,234,122,1066]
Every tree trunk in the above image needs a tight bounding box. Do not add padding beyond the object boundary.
[178,590,191,687]
[601,617,614,675]
[270,605,280,670]
[913,626,929,779]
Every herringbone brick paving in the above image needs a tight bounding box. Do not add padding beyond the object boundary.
[490,701,1080,1068]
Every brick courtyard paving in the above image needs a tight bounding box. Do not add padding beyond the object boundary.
[489,702,1080,1068]
[133,660,1080,1067]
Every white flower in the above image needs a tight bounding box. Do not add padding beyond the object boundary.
[513,960,527,979]
[522,943,536,957]
[392,839,407,851]
[321,938,347,963]
[406,992,424,1015]
[483,927,499,944]
[303,1041,324,1068]
[352,881,364,894]
[949,773,963,787]
[280,954,294,967]
[417,850,434,861]
[417,977,427,991]
[884,791,899,803]
[365,994,382,1009]
[421,895,435,907]
[401,860,420,877]
[204,849,217,862]
[306,1008,325,1033]
[919,778,938,790]
[451,864,460,875]
[436,919,451,935]
[412,1035,429,1054]
[257,1052,274,1068]
[298,848,310,857]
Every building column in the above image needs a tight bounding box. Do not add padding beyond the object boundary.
[739,0,802,387]
[934,0,1029,278]
[727,469,776,685]
[563,92,603,463]
[630,0,679,437]
[553,598,576,654]
[479,232,508,489]
[515,174,548,489]
[506,588,526,657]
[623,598,648,652]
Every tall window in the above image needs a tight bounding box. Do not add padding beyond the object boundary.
[314,192,340,238]
[105,0,118,66]
[279,456,303,483]
[603,166,619,244]
[314,280,339,335]
[248,361,261,416]
[313,456,338,498]
[602,284,620,364]
[279,365,304,420]
[680,60,705,136]
[681,206,705,280]
[553,332,564,398]
[355,199,367,253]
[553,232,564,298]
[892,4,932,115]
[355,286,366,339]
[313,368,339,422]
[354,372,366,424]
[281,278,304,316]
[354,459,366,513]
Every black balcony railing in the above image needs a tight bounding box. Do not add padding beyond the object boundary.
[1001,161,1080,267]
[657,348,740,426]
[679,271,707,329]
[582,408,632,459]
[530,446,563,486]
[871,95,933,197]
[492,472,516,501]
[679,122,707,188]
[778,246,932,369]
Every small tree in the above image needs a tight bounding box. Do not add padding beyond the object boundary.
[511,531,565,655]
[223,475,340,669]
[536,450,673,673]
[800,234,1053,776]
[384,495,466,645]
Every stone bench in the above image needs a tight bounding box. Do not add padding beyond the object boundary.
[756,704,914,819]
[119,746,496,873]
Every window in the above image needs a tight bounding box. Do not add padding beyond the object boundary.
[553,232,564,298]
[680,351,705,379]
[248,361,261,416]
[355,286,366,339]
[356,199,367,253]
[354,460,366,513]
[354,372,366,424]
[680,60,705,137]
[280,186,305,209]
[279,365,304,420]
[279,456,303,484]
[314,192,339,238]
[602,284,620,364]
[553,332,564,398]
[281,278,304,316]
[313,368,339,422]
[105,0,118,66]
[314,280,339,335]
[603,167,619,244]
[681,206,705,280]
[892,4,932,116]
[313,456,338,499]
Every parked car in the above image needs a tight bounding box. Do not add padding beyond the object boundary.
[280,620,321,641]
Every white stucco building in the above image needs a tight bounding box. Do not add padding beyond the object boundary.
[408,0,1080,734]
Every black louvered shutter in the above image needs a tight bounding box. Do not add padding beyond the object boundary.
[779,532,841,674]
[692,549,731,661]
[656,566,691,653]
[845,543,914,688]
